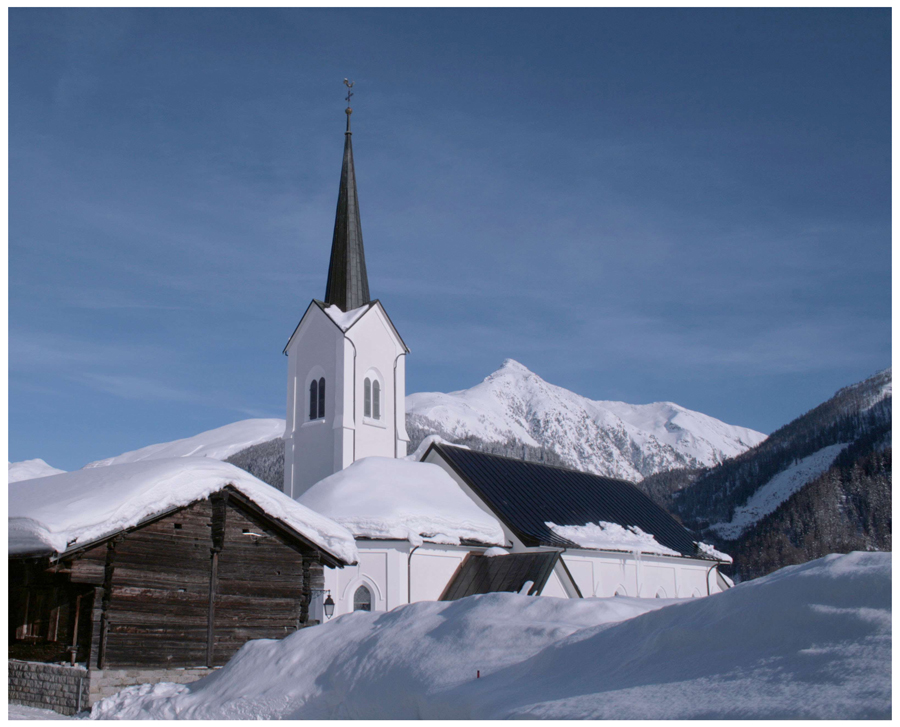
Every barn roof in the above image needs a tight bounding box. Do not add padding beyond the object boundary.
[426,443,714,560]
[440,551,560,600]
[8,457,358,566]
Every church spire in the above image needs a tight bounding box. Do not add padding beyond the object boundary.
[324,79,370,312]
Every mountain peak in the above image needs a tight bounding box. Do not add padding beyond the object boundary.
[498,358,532,374]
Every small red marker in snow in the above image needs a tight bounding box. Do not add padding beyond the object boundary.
[477,670,480,679]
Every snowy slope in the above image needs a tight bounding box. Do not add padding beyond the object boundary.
[407,359,766,481]
[9,458,358,564]
[298,457,505,547]
[91,552,890,720]
[83,419,285,469]
[8,459,66,483]
[710,443,849,540]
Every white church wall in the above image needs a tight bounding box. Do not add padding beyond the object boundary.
[408,547,468,602]
[345,305,408,462]
[561,551,726,599]
[284,308,346,499]
[539,569,570,599]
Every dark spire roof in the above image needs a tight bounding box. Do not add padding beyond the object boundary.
[324,107,371,312]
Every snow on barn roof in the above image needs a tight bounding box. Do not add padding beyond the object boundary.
[298,456,506,547]
[8,457,358,564]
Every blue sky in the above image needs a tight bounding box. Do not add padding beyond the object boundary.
[9,8,891,470]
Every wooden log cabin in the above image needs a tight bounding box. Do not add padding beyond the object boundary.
[9,459,357,711]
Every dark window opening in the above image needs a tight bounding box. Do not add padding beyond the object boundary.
[353,585,372,612]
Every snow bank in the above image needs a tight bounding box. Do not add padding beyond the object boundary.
[9,458,358,564]
[710,442,849,540]
[546,521,680,557]
[83,419,285,469]
[298,457,505,547]
[322,303,369,331]
[90,552,891,720]
[8,459,66,483]
[91,593,671,720]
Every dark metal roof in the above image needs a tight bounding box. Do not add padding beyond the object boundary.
[324,126,370,312]
[430,443,702,558]
[440,551,559,600]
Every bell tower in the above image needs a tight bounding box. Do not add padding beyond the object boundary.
[282,86,409,499]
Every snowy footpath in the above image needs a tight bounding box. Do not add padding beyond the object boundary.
[90,551,890,720]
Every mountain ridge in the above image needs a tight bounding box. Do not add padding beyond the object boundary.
[407,359,766,482]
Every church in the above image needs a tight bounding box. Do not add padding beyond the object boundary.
[283,101,732,621]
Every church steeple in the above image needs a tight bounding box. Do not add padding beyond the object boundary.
[324,83,370,312]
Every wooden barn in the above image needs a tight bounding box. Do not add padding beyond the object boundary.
[9,458,357,712]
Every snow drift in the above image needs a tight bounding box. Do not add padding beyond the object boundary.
[8,458,358,564]
[91,551,890,720]
[8,458,66,483]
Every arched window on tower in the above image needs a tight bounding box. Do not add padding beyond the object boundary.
[364,374,382,421]
[353,585,372,612]
[309,378,326,421]
[309,379,318,420]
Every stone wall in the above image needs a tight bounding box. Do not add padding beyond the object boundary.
[9,660,213,716]
[9,660,90,716]
[89,666,212,704]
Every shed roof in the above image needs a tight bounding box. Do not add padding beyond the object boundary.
[426,443,710,560]
[440,551,559,600]
[8,457,358,566]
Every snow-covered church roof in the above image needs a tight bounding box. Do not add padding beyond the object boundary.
[8,457,359,564]
[426,443,728,561]
[298,457,506,547]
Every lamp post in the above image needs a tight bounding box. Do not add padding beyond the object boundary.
[310,589,336,620]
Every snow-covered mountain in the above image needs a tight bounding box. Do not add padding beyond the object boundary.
[673,367,891,580]
[406,359,766,482]
[8,459,66,484]
[83,419,285,469]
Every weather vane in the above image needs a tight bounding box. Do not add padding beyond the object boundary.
[343,78,354,107]
[343,78,354,132]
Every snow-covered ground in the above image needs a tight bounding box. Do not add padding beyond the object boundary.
[8,458,66,483]
[9,458,358,564]
[82,419,285,469]
[407,359,766,481]
[710,442,849,540]
[9,705,72,720]
[91,551,890,720]
[299,456,505,546]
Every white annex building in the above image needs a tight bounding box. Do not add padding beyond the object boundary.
[284,105,732,621]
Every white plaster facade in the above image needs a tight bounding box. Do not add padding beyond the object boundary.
[310,443,728,621]
[283,301,409,499]
[315,539,726,621]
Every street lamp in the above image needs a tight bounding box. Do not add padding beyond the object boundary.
[323,594,335,619]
